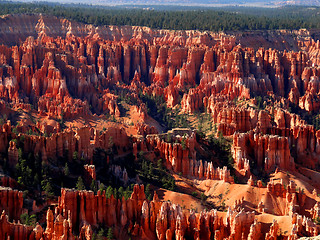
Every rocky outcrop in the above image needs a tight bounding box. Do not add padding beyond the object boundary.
[44,208,74,240]
[144,129,197,176]
[0,187,23,221]
[134,129,234,182]
[0,211,34,240]
[227,208,255,239]
[0,183,317,240]
[7,140,18,169]
[0,123,130,166]
[0,121,11,154]
[83,164,96,186]
[1,16,320,170]
[291,213,319,237]
[154,202,256,240]
[57,184,146,233]
[232,131,295,173]
[266,179,303,216]
[135,122,158,136]
[310,202,320,221]
[0,15,318,121]
[265,220,280,240]
[0,175,18,189]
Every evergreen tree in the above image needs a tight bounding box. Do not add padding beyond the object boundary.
[107,227,113,240]
[181,138,186,150]
[145,184,152,200]
[98,183,106,192]
[44,181,54,198]
[90,180,97,193]
[76,177,85,190]
[64,162,70,176]
[73,151,78,161]
[118,186,124,199]
[97,228,104,240]
[106,186,113,198]
[20,213,37,227]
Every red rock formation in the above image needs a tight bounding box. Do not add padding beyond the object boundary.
[0,183,316,240]
[0,123,130,166]
[2,13,320,240]
[266,179,302,216]
[291,213,319,237]
[7,140,18,169]
[95,126,130,154]
[248,220,262,240]
[0,211,34,240]
[265,220,280,240]
[232,131,295,173]
[143,129,197,176]
[310,202,320,221]
[83,164,96,186]
[0,175,18,189]
[134,129,234,182]
[135,122,158,136]
[227,208,255,239]
[0,187,23,221]
[57,184,146,233]
[0,121,11,154]
[0,15,317,123]
[44,208,74,240]
[181,88,205,114]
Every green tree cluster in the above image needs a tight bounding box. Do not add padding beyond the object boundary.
[104,185,133,200]
[20,213,37,227]
[138,153,176,191]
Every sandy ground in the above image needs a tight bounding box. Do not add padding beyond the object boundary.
[156,188,206,213]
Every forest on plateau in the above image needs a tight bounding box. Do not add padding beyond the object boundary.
[2,2,320,31]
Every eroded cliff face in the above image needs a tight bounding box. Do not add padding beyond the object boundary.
[133,130,234,183]
[1,14,320,169]
[0,14,319,117]
[0,187,23,221]
[1,13,320,240]
[1,184,318,240]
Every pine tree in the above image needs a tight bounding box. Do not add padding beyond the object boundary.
[107,227,113,240]
[181,138,186,150]
[42,178,54,199]
[106,186,113,198]
[97,228,104,240]
[73,151,78,161]
[64,163,69,176]
[118,186,124,199]
[76,177,85,190]
[20,213,37,227]
[98,183,106,192]
[90,180,97,193]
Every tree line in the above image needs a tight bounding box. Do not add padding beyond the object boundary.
[2,2,320,31]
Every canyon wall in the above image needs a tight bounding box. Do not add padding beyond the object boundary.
[0,183,318,240]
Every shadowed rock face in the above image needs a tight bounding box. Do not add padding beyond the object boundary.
[1,13,320,240]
